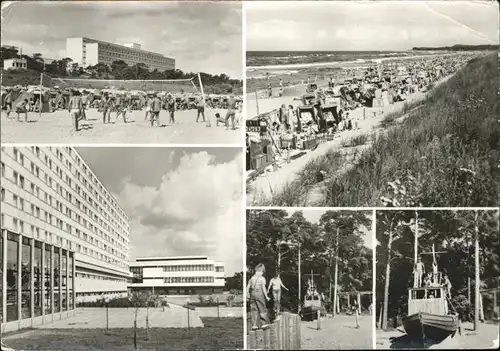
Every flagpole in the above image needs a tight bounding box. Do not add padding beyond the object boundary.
[39,62,44,119]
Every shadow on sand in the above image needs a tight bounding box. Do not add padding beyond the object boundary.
[389,333,453,349]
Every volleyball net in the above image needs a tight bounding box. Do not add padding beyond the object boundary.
[50,76,199,93]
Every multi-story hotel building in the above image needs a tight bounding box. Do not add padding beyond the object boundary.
[1,147,130,332]
[66,37,175,72]
[129,256,225,295]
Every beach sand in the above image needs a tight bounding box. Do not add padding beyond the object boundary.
[247,88,428,205]
[1,108,241,144]
[376,322,499,349]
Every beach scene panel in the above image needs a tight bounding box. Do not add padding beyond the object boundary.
[245,1,499,208]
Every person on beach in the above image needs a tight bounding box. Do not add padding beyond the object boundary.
[68,90,83,131]
[247,263,270,330]
[144,95,153,120]
[150,94,162,127]
[3,89,13,118]
[166,93,176,125]
[15,98,29,122]
[267,273,288,315]
[196,96,205,123]
[101,93,113,124]
[413,256,425,288]
[80,91,89,120]
[115,94,129,123]
[225,95,237,130]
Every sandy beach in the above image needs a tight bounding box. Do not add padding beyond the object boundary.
[1,108,241,144]
[376,322,499,349]
[247,87,429,205]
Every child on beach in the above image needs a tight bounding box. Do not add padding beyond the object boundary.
[15,98,29,122]
[247,263,270,330]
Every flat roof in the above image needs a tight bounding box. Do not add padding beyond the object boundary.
[135,256,208,262]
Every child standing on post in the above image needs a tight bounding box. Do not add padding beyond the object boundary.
[247,263,270,331]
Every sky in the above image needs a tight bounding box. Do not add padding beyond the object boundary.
[75,147,243,276]
[1,1,242,78]
[246,1,499,51]
[286,210,373,250]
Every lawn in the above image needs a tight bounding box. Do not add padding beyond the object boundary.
[2,317,243,350]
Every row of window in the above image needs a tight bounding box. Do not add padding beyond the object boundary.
[2,148,128,257]
[1,185,127,263]
[75,272,126,282]
[163,264,216,272]
[1,233,75,323]
[9,146,128,231]
[1,212,128,270]
[163,276,215,284]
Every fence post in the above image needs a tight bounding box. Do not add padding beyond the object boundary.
[133,320,137,350]
[275,317,282,350]
[270,322,278,350]
[263,327,271,349]
[187,302,190,329]
[248,330,256,350]
[217,297,220,319]
[287,313,294,349]
[317,310,321,330]
[106,305,109,330]
[256,329,264,349]
[296,313,301,350]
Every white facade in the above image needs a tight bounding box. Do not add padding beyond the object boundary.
[1,147,131,304]
[4,58,27,70]
[66,37,175,71]
[129,256,225,295]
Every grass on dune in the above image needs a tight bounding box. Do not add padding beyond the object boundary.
[324,53,498,207]
[261,53,498,207]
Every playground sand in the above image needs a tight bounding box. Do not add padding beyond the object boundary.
[0,108,241,144]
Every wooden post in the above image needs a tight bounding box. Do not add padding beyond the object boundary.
[133,320,137,350]
[296,313,302,350]
[270,322,278,350]
[263,327,270,349]
[276,317,282,349]
[317,310,321,330]
[39,71,43,119]
[474,211,480,331]
[479,293,484,322]
[357,292,362,315]
[256,329,264,349]
[287,313,294,349]
[333,228,339,317]
[217,297,220,319]
[187,301,190,329]
[298,244,301,314]
[248,330,256,350]
[106,305,109,330]
[378,305,383,328]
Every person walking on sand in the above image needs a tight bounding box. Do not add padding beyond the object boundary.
[166,93,176,125]
[151,94,162,127]
[101,93,113,124]
[196,96,205,123]
[3,89,13,118]
[267,273,288,315]
[247,263,270,331]
[144,95,153,121]
[225,95,237,130]
[68,90,83,131]
[15,98,29,122]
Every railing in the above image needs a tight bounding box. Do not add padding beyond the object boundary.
[247,312,301,350]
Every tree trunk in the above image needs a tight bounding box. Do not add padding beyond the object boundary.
[382,222,394,330]
[333,229,339,317]
[474,211,480,330]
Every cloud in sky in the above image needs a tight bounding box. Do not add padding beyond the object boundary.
[76,147,243,275]
[246,1,499,51]
[1,1,242,78]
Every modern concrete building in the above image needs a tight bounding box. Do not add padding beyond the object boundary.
[129,256,225,295]
[66,37,175,72]
[1,147,131,331]
[3,58,27,70]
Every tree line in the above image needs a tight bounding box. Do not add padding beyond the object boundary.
[0,46,242,94]
[247,210,372,313]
